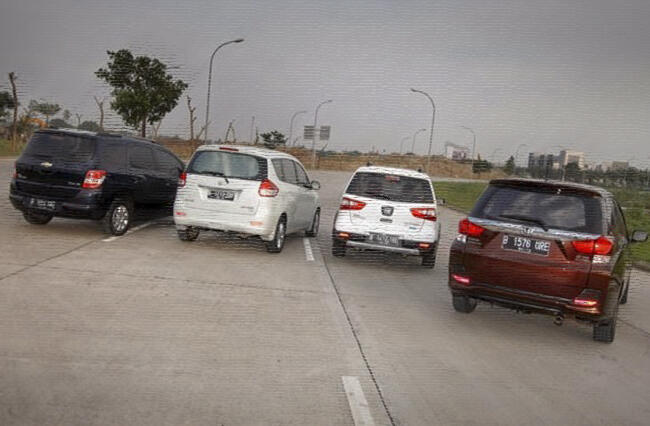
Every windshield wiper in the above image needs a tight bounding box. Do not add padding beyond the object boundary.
[195,170,229,183]
[363,191,390,200]
[494,213,549,231]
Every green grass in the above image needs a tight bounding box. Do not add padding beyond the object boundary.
[432,180,650,264]
[0,138,22,157]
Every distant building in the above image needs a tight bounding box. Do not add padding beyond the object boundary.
[559,150,585,169]
[528,152,559,170]
[444,142,470,161]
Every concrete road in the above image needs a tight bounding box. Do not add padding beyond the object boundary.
[1,159,650,425]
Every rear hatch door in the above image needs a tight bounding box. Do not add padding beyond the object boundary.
[462,183,604,299]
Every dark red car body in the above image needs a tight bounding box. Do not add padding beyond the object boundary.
[448,178,647,342]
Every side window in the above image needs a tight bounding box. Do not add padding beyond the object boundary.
[99,141,127,171]
[129,145,156,170]
[612,202,628,237]
[281,159,298,185]
[294,161,310,186]
[272,159,285,182]
[155,149,182,177]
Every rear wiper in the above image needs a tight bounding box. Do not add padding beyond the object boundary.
[196,170,229,183]
[364,191,390,200]
[495,213,549,231]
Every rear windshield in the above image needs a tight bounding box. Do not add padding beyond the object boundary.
[22,132,95,163]
[187,150,267,181]
[345,172,433,203]
[471,184,604,234]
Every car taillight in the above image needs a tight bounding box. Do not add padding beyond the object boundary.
[82,170,106,189]
[459,218,485,238]
[178,172,187,188]
[451,274,471,285]
[340,197,366,210]
[411,207,436,221]
[572,236,613,256]
[572,289,601,308]
[259,179,279,197]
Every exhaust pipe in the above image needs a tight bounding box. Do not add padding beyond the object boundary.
[553,315,564,326]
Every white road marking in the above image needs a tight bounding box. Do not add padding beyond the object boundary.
[342,376,375,426]
[303,237,315,261]
[102,220,156,242]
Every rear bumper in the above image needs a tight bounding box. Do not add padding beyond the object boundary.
[9,186,106,219]
[332,230,437,256]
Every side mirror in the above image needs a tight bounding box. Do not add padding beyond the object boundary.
[437,198,446,206]
[631,230,648,243]
[310,180,321,190]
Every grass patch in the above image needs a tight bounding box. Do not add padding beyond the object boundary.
[432,180,650,264]
[0,139,22,157]
[432,181,487,213]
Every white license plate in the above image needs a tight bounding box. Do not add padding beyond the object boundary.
[502,234,550,256]
[207,189,235,201]
[28,198,56,211]
[368,233,400,247]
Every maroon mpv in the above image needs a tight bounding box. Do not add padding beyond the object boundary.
[448,178,647,342]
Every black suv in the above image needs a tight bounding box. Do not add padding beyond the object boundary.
[10,129,184,235]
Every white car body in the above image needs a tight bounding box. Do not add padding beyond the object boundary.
[333,166,441,256]
[174,145,320,242]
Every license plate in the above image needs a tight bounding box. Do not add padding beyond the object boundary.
[207,189,235,201]
[368,232,400,247]
[502,234,550,256]
[28,198,56,211]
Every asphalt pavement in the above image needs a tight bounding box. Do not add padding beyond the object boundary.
[1,159,649,425]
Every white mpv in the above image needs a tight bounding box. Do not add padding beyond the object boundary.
[332,166,441,267]
[174,145,321,253]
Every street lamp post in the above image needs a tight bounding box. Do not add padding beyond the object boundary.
[289,110,307,147]
[204,38,244,144]
[399,136,410,155]
[311,99,332,168]
[411,128,426,154]
[460,126,476,168]
[410,88,436,174]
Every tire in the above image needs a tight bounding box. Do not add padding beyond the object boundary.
[266,217,287,253]
[332,239,346,257]
[452,294,477,313]
[177,227,200,242]
[102,198,132,236]
[305,209,320,237]
[421,251,436,268]
[593,285,620,343]
[23,211,53,225]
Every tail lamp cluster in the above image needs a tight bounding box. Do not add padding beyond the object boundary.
[82,170,106,189]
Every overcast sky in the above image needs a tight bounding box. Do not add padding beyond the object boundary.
[1,0,649,165]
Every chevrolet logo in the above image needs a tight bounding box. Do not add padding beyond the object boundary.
[40,161,53,168]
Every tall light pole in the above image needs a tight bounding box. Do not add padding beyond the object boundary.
[249,116,255,144]
[311,99,332,168]
[204,38,244,144]
[399,136,410,155]
[289,110,307,147]
[411,128,426,154]
[460,126,476,168]
[410,88,436,174]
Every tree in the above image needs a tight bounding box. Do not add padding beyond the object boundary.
[8,72,19,149]
[260,130,287,149]
[63,109,71,122]
[28,100,61,125]
[564,162,581,182]
[473,154,492,174]
[78,120,101,132]
[95,49,187,137]
[503,155,515,175]
[49,118,72,129]
[0,91,14,121]
[93,96,106,130]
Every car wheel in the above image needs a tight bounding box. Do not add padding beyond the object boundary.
[177,226,200,242]
[305,209,320,237]
[266,217,286,253]
[332,239,346,257]
[421,251,436,268]
[102,198,132,236]
[23,211,53,225]
[593,285,620,343]
[452,294,477,313]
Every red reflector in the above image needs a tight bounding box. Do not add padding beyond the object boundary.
[572,236,613,255]
[259,179,279,197]
[338,232,350,239]
[178,172,187,188]
[411,207,437,221]
[572,289,601,307]
[418,242,431,249]
[459,218,485,238]
[175,211,186,216]
[340,197,366,210]
[451,274,471,285]
[82,170,106,189]
[219,146,239,152]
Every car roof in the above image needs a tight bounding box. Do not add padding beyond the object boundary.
[195,144,300,161]
[353,165,430,180]
[489,178,613,198]
[36,129,167,149]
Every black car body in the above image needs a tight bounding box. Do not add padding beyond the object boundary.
[10,129,184,235]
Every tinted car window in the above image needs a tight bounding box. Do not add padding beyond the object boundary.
[345,172,433,203]
[154,149,182,177]
[471,184,604,234]
[188,151,267,181]
[612,202,627,237]
[22,132,95,163]
[281,159,298,185]
[294,162,310,185]
[98,141,127,171]
[129,145,156,170]
[272,159,285,181]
